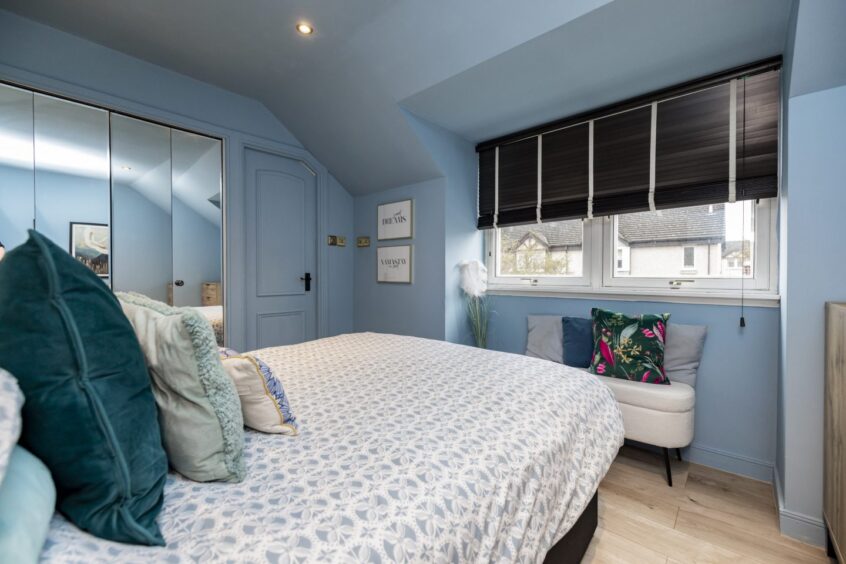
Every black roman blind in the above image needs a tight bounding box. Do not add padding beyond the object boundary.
[476,57,781,229]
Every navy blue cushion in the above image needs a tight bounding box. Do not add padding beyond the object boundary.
[0,230,168,545]
[562,316,593,368]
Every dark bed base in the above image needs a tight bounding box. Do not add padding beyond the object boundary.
[543,492,598,564]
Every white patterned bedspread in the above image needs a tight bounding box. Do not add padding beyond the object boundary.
[42,333,624,563]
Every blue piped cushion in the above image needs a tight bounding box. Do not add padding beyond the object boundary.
[0,230,168,545]
[0,446,56,563]
[220,348,298,435]
[562,316,594,368]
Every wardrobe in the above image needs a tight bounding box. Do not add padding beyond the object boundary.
[0,81,223,310]
[826,302,846,561]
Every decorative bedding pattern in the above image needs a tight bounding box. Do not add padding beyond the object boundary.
[41,333,624,563]
[195,305,224,346]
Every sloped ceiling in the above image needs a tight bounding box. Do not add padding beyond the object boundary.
[1,0,793,194]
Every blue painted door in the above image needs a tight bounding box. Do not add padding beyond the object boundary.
[244,148,317,349]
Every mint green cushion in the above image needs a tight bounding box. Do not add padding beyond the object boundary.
[0,231,168,545]
[0,446,56,563]
[117,292,245,483]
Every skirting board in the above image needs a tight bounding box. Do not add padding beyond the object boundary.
[773,467,826,547]
[686,442,774,482]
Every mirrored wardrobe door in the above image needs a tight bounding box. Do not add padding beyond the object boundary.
[0,84,34,253]
[110,114,173,302]
[34,94,110,280]
[171,129,222,309]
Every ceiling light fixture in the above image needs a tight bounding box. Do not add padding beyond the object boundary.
[296,22,314,35]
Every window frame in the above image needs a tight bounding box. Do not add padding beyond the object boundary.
[485,198,779,306]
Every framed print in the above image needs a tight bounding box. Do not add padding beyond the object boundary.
[377,245,412,284]
[377,199,413,240]
[69,222,110,277]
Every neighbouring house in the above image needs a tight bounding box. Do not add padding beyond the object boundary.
[499,204,751,278]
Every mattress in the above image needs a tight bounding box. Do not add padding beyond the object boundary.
[41,333,624,563]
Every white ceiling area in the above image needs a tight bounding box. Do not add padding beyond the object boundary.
[1,0,794,195]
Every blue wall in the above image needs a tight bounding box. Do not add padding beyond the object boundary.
[404,112,482,344]
[775,0,846,546]
[327,174,355,336]
[486,295,779,480]
[354,178,446,340]
[351,112,482,343]
[0,9,356,350]
[777,82,846,543]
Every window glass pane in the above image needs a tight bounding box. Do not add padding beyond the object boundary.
[497,219,583,277]
[613,201,755,279]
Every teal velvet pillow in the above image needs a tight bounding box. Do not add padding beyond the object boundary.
[589,308,671,384]
[0,230,168,545]
[0,446,56,563]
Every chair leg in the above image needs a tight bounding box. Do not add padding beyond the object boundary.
[663,448,673,487]
[675,448,683,462]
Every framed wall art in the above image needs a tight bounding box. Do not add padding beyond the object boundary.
[377,245,412,284]
[69,222,110,278]
[377,199,413,240]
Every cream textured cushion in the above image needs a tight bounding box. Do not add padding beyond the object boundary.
[219,349,298,435]
[117,292,245,483]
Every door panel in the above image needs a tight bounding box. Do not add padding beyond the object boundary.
[171,130,222,307]
[256,171,305,297]
[0,84,34,251]
[257,311,305,349]
[110,114,172,303]
[245,148,316,349]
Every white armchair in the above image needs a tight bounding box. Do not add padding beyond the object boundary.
[526,316,706,486]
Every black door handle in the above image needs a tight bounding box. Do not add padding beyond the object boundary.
[299,272,311,292]
[174,280,185,287]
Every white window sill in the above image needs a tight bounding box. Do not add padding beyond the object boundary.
[486,284,780,308]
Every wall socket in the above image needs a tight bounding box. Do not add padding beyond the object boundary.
[327,235,347,247]
[356,236,371,248]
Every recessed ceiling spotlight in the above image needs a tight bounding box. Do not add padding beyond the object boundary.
[296,22,314,36]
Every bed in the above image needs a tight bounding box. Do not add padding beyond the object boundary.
[195,305,224,346]
[41,333,624,563]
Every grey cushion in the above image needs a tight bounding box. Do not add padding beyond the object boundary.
[664,324,707,387]
[526,316,564,363]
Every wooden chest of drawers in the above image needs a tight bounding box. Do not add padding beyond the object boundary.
[202,282,222,306]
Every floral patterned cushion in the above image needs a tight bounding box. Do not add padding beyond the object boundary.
[589,308,671,384]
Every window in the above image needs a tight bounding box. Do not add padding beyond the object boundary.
[487,198,776,301]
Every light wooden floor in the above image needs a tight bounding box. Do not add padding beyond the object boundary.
[583,446,831,564]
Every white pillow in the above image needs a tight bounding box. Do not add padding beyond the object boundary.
[526,316,564,363]
[0,369,23,483]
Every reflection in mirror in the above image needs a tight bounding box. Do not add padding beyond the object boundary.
[172,129,223,342]
[111,114,173,302]
[34,94,110,279]
[0,83,34,252]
